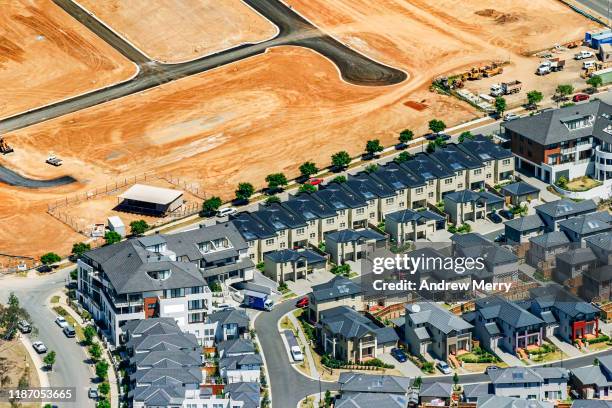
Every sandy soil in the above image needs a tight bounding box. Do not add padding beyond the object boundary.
[0,0,599,257]
[79,0,278,62]
[0,339,39,408]
[0,0,136,119]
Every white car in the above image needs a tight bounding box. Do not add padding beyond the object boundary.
[217,207,237,217]
[290,346,304,362]
[503,112,519,122]
[55,316,68,328]
[436,361,452,375]
[32,341,47,354]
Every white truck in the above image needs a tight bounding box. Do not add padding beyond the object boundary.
[536,58,565,75]
[574,50,594,60]
[490,80,522,97]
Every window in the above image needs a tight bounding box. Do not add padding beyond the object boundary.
[474,169,482,175]
[188,299,205,310]
[399,201,405,207]
[296,228,305,235]
[280,242,286,248]
[385,198,394,204]
[280,230,286,236]
[369,212,375,218]
[457,170,463,176]
[416,187,424,194]
[170,288,184,298]
[188,312,204,323]
[310,233,316,238]
[265,239,274,245]
[339,210,345,215]
[486,173,491,179]
[457,183,463,189]
[503,159,511,165]
[339,222,346,228]
[428,192,434,198]
[356,208,365,215]
[444,178,453,185]
[326,218,335,225]
[428,180,434,186]
[248,241,254,247]
[147,270,170,281]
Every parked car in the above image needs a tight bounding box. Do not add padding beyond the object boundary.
[215,303,232,311]
[32,341,47,354]
[390,348,408,363]
[217,207,237,217]
[88,388,99,400]
[524,103,537,111]
[306,178,323,186]
[63,325,76,338]
[55,316,68,328]
[290,346,304,362]
[395,142,408,150]
[503,112,519,122]
[37,265,52,273]
[424,133,437,141]
[296,297,309,308]
[498,209,515,220]
[18,320,31,333]
[486,365,500,373]
[487,212,503,224]
[573,93,590,102]
[494,233,506,243]
[436,360,452,375]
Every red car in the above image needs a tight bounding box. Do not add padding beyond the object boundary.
[296,297,309,308]
[573,93,590,102]
[306,178,323,186]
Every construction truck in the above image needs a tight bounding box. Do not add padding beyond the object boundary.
[0,138,13,154]
[536,58,565,75]
[46,153,63,166]
[482,64,503,77]
[490,80,522,97]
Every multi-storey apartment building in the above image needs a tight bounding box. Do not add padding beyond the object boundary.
[314,182,369,229]
[282,192,339,245]
[402,153,456,202]
[431,143,487,190]
[459,135,515,183]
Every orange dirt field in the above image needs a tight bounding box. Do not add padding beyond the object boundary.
[0,0,136,119]
[0,0,599,257]
[79,0,278,62]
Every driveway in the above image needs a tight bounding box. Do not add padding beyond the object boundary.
[467,219,504,236]
[286,271,335,297]
[548,335,583,358]
[515,172,560,203]
[378,353,423,377]
[493,347,525,367]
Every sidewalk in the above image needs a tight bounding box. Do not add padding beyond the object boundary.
[548,335,582,358]
[54,291,120,408]
[287,312,319,379]
[19,334,50,388]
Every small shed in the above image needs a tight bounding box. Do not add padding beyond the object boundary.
[501,181,540,206]
[107,216,125,237]
[118,184,183,216]
[600,43,612,62]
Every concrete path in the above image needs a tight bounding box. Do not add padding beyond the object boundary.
[548,335,582,358]
[19,334,50,387]
[379,353,423,377]
[515,173,560,203]
[494,347,526,367]
[287,312,318,379]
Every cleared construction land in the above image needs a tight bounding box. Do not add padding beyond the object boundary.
[0,0,600,257]
[79,0,278,62]
[0,0,136,119]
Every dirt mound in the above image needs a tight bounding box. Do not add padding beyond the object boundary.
[475,9,520,24]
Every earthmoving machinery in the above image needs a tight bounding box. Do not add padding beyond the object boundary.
[0,137,13,154]
[482,62,504,77]
[46,153,63,166]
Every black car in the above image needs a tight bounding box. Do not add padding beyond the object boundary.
[487,212,503,224]
[524,103,537,111]
[36,265,52,273]
[498,209,515,220]
[390,348,408,363]
[395,142,408,150]
[424,133,437,141]
[494,233,506,243]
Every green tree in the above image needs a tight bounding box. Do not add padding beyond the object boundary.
[83,325,97,346]
[89,343,102,362]
[527,90,544,106]
[426,141,437,153]
[71,242,90,258]
[97,400,111,408]
[556,84,574,97]
[428,119,446,134]
[413,376,422,388]
[299,161,318,178]
[494,97,507,116]
[394,151,412,163]
[458,131,474,143]
[43,351,56,370]
[364,164,378,173]
[332,175,347,183]
[587,75,603,88]
[298,183,317,193]
[129,219,149,236]
[453,372,459,386]
[324,390,333,407]
[331,151,351,169]
[235,182,255,202]
[399,129,413,144]
[265,196,281,205]
[201,196,222,216]
[98,382,110,397]
[0,293,31,339]
[265,173,288,191]
[365,139,384,155]
[556,175,569,189]
[40,252,61,265]
[95,360,109,381]
[103,231,121,245]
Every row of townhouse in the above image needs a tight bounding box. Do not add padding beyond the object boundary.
[230,137,514,264]
[125,318,257,408]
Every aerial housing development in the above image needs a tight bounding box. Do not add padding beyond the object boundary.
[1,1,612,408]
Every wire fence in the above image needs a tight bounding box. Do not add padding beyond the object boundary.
[162,175,207,200]
[0,253,37,275]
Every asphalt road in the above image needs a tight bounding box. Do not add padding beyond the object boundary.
[0,165,75,188]
[0,269,95,408]
[573,0,611,22]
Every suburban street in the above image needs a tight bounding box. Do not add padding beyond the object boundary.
[0,268,95,408]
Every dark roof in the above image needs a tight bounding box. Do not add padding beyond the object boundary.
[477,395,555,408]
[225,382,260,408]
[162,222,248,262]
[419,382,453,398]
[571,401,612,408]
[430,143,484,171]
[401,153,454,179]
[476,295,543,328]
[385,209,445,224]
[264,249,326,264]
[282,192,337,220]
[529,231,570,248]
[405,302,473,334]
[252,202,307,231]
[372,161,426,189]
[311,275,362,302]
[462,383,491,399]
[217,338,255,356]
[207,308,250,328]
[458,135,513,160]
[338,372,411,394]
[445,189,481,203]
[556,247,598,265]
[219,353,263,370]
[584,264,612,282]
[320,306,399,343]
[487,366,568,384]
[230,212,276,241]
[315,182,367,210]
[326,228,386,244]
[501,182,540,197]
[535,199,597,218]
[335,393,408,408]
[503,100,612,145]
[585,231,612,251]
[127,332,199,354]
[558,211,611,235]
[123,317,182,338]
[504,214,545,232]
[343,173,395,200]
[529,286,600,317]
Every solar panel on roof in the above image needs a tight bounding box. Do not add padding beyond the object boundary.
[303,211,316,219]
[272,221,285,229]
[331,201,344,209]
[363,192,375,199]
[480,153,492,160]
[450,163,463,170]
[422,172,433,179]
[392,181,403,189]
[337,285,349,294]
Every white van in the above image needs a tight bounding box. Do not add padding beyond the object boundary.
[583,60,596,69]
[217,207,237,217]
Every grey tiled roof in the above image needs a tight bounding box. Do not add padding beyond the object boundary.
[529,231,570,248]
[217,338,255,356]
[445,189,480,203]
[571,365,612,387]
[231,212,276,240]
[315,182,367,210]
[132,350,201,369]
[127,332,199,353]
[558,211,611,235]
[529,285,600,318]
[462,382,491,399]
[132,385,185,406]
[488,366,568,384]
[477,395,554,408]
[123,317,181,337]
[584,264,612,282]
[134,366,202,385]
[326,228,386,243]
[225,382,260,408]
[430,143,484,170]
[458,135,513,160]
[335,393,408,408]
[338,372,411,394]
[556,247,597,265]
[386,209,444,223]
[572,400,612,408]
[501,182,540,197]
[282,192,337,220]
[219,353,263,370]
[371,161,426,189]
[419,382,452,398]
[504,214,544,232]
[585,231,612,251]
[207,308,250,328]
[476,296,543,328]
[311,275,362,302]
[401,153,454,179]
[252,202,307,231]
[163,222,248,261]
[320,306,399,343]
[264,249,326,264]
[534,199,596,218]
[405,302,473,334]
[344,173,396,200]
